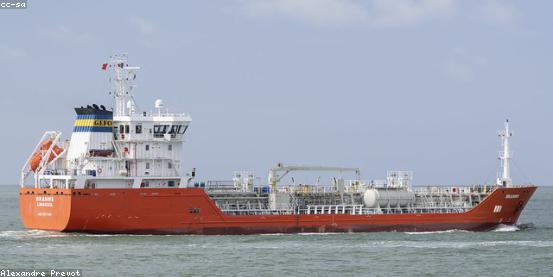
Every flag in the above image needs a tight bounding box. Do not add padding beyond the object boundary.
[101,63,108,70]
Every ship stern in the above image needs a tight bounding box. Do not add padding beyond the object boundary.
[19,188,72,231]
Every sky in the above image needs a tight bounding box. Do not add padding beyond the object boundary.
[0,0,551,186]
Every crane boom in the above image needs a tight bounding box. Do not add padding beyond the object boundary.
[267,163,361,210]
[268,164,360,187]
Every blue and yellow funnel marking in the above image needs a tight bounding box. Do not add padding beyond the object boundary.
[74,114,113,132]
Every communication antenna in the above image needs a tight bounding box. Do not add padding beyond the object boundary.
[497,120,513,187]
[102,54,141,116]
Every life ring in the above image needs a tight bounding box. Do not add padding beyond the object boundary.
[97,168,102,174]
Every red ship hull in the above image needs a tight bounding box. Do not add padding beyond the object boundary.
[19,186,536,235]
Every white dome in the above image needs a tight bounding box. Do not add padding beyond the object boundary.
[155,99,164,109]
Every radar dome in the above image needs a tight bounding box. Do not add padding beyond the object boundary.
[155,99,164,109]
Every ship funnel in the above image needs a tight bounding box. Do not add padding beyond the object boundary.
[65,106,114,165]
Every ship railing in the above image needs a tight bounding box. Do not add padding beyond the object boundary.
[220,204,473,216]
[413,200,470,206]
[405,208,469,214]
[285,185,334,193]
[413,185,497,195]
[204,180,245,192]
[205,180,235,187]
[220,207,294,215]
[516,183,537,188]
[281,183,367,194]
[156,112,190,118]
[301,205,471,215]
[412,201,472,209]
[304,205,369,215]
[374,205,470,214]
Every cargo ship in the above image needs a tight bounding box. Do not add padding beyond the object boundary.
[19,54,536,235]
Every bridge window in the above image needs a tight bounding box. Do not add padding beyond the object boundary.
[136,124,142,134]
[178,125,188,134]
[145,144,150,151]
[168,144,172,151]
[168,162,172,169]
[124,125,130,134]
[154,125,168,133]
[145,162,150,169]
[169,125,179,134]
[153,125,169,138]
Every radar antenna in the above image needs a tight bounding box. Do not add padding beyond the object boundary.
[103,54,141,116]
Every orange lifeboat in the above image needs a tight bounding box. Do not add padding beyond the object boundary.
[30,140,64,172]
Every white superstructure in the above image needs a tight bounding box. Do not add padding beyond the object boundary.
[20,54,192,189]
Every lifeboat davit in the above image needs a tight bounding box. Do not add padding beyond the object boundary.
[30,140,63,172]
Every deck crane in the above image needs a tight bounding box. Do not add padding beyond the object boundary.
[267,163,361,210]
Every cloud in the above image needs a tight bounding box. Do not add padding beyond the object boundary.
[128,17,156,35]
[0,44,29,61]
[127,17,160,48]
[240,0,368,26]
[443,48,488,82]
[238,0,457,27]
[37,25,93,44]
[479,0,516,25]
[370,0,456,27]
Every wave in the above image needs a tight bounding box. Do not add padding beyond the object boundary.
[516,223,536,230]
[297,232,341,236]
[0,229,69,239]
[405,223,536,234]
[0,230,162,239]
[366,240,553,249]
[493,224,520,232]
[258,232,342,237]
[493,223,537,232]
[405,229,470,235]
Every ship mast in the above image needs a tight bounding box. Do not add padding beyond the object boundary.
[106,54,141,117]
[497,120,512,187]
